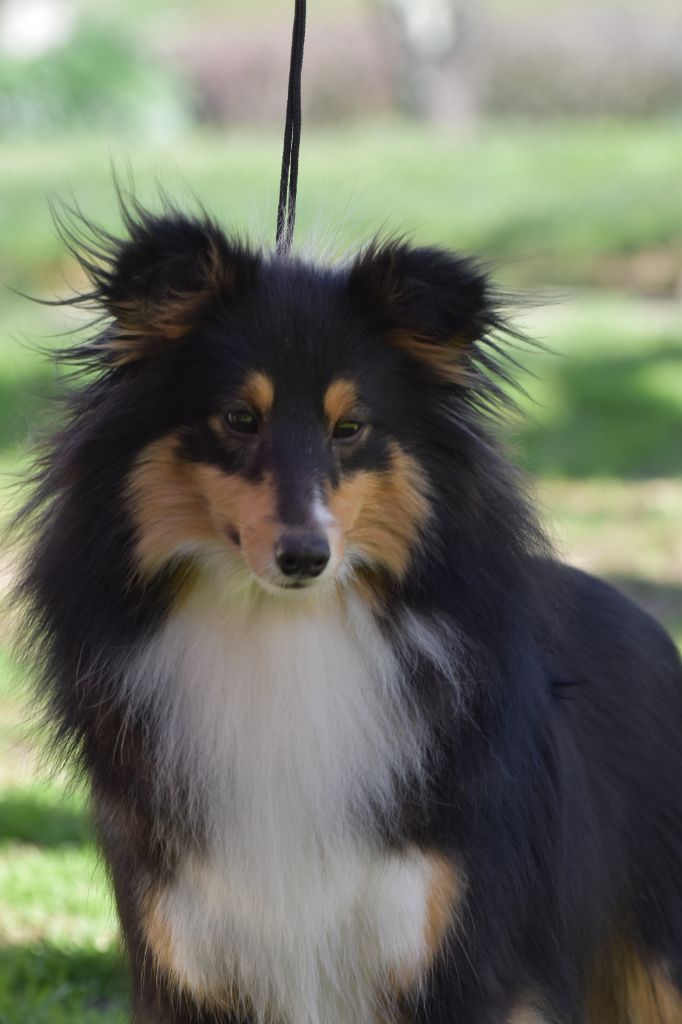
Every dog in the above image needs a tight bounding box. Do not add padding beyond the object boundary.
[16,200,682,1024]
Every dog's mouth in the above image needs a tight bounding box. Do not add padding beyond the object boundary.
[260,576,329,594]
[223,522,344,595]
[249,567,342,598]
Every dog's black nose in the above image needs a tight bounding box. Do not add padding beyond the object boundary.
[276,533,330,579]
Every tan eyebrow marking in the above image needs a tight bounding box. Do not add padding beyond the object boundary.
[324,379,359,424]
[240,372,275,416]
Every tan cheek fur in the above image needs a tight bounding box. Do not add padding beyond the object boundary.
[329,444,431,580]
[127,435,279,578]
[127,436,216,574]
[194,464,279,578]
[129,435,430,584]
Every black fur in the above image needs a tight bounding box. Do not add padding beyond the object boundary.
[15,201,682,1023]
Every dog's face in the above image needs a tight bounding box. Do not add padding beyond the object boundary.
[85,213,493,595]
[128,349,431,595]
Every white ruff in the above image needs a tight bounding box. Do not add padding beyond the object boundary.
[123,569,459,1024]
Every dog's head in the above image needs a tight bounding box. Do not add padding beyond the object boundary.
[56,206,502,597]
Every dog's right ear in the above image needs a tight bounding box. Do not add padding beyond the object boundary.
[346,239,496,386]
[65,205,260,367]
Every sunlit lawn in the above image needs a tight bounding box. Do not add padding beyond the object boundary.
[0,121,680,1021]
[0,651,126,1023]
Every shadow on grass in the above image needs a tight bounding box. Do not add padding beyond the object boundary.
[0,370,54,456]
[520,344,682,478]
[0,940,127,1023]
[0,792,91,848]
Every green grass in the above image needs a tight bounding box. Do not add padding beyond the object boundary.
[2,120,681,291]
[0,940,127,1024]
[0,651,127,1023]
[516,294,682,478]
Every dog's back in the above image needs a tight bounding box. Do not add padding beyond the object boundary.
[548,565,682,1020]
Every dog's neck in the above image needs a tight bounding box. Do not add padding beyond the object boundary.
[126,570,462,1023]
[126,571,434,832]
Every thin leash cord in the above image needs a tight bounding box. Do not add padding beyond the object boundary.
[276,0,306,255]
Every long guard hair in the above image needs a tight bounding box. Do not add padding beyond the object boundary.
[13,195,682,1024]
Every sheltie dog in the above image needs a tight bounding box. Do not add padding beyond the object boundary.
[16,200,682,1024]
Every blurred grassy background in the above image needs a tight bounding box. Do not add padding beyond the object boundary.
[0,0,681,1020]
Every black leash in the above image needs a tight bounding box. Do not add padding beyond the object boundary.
[276,0,307,255]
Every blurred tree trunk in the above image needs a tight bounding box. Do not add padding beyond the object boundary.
[378,0,482,125]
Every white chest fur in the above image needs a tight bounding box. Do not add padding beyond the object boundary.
[126,578,458,1023]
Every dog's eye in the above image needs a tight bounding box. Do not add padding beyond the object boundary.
[224,410,259,436]
[332,420,364,442]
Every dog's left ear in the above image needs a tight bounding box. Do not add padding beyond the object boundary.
[346,241,495,382]
[79,209,260,367]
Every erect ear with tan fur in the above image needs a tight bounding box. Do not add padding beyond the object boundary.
[346,240,497,384]
[72,205,260,367]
